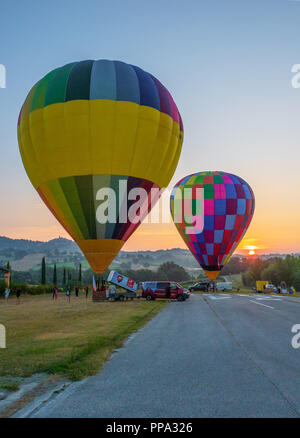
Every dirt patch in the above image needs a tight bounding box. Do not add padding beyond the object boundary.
[0,375,64,418]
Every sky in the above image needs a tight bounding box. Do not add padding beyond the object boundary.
[0,0,300,254]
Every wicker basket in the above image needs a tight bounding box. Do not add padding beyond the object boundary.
[92,290,107,302]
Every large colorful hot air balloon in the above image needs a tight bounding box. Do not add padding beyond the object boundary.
[170,171,255,280]
[18,60,183,273]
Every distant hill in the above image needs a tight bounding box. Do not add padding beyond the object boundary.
[0,236,289,274]
[0,236,200,272]
[0,236,80,252]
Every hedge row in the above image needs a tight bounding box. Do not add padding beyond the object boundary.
[0,281,61,296]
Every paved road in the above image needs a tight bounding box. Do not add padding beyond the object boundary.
[27,294,300,418]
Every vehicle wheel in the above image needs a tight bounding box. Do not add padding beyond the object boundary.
[190,288,194,292]
[177,294,184,301]
[119,295,125,301]
[146,294,152,301]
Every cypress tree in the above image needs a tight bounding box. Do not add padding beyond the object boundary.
[53,264,57,285]
[41,257,46,285]
[63,267,66,286]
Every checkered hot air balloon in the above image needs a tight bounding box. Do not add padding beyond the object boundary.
[18,59,183,273]
[170,171,255,280]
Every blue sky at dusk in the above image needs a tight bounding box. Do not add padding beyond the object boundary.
[0,0,300,252]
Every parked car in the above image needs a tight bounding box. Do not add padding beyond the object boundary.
[142,281,190,301]
[189,282,210,292]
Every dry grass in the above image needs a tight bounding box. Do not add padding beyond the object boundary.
[0,294,165,380]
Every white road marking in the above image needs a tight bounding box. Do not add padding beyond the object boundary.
[208,295,231,300]
[249,300,274,309]
[255,297,281,301]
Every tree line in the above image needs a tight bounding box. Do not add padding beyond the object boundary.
[241,255,300,289]
[5,254,300,291]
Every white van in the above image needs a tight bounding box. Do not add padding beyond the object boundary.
[216,282,232,291]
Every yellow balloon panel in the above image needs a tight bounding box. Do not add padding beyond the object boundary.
[18,100,182,190]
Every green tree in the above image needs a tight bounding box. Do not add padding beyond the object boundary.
[291,269,300,290]
[261,255,300,287]
[156,261,189,282]
[261,264,281,285]
[248,258,269,280]
[41,257,46,285]
[221,256,248,275]
[63,267,66,286]
[53,264,57,285]
[124,269,157,282]
[242,271,255,288]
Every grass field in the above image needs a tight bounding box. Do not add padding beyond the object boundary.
[0,294,165,384]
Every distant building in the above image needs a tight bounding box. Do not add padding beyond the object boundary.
[0,267,10,286]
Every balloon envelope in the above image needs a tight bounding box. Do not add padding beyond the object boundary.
[170,171,255,280]
[18,60,183,273]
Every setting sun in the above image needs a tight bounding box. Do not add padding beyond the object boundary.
[248,250,256,256]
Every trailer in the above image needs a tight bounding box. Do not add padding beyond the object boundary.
[216,281,232,291]
[107,270,139,301]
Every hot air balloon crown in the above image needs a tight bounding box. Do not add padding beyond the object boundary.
[18,59,184,273]
[170,171,255,280]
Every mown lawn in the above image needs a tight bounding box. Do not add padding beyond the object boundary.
[0,294,165,381]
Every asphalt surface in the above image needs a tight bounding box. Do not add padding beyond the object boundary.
[27,294,300,418]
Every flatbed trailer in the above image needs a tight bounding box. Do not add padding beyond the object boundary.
[107,270,140,301]
[108,290,138,301]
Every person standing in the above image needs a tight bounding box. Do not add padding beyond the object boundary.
[16,288,21,305]
[66,286,71,303]
[52,286,58,300]
[75,286,79,298]
[4,287,10,305]
[105,284,110,300]
[166,285,171,299]
[109,283,116,298]
[53,286,58,300]
[85,285,89,299]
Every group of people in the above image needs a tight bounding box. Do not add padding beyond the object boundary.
[4,287,21,304]
[2,285,91,305]
[263,284,296,294]
[3,277,123,304]
[64,285,90,302]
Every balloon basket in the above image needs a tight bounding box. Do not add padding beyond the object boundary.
[92,291,107,302]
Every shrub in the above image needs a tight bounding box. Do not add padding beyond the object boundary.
[0,281,58,296]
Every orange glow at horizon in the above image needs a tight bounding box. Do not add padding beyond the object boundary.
[1,220,300,255]
[2,192,300,254]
